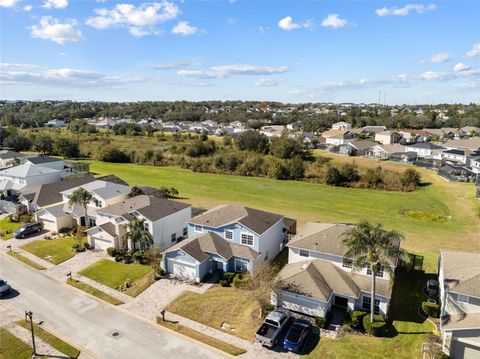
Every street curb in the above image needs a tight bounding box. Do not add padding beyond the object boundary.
[1,252,233,359]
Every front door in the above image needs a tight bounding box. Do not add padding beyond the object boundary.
[80,216,86,226]
[334,296,348,308]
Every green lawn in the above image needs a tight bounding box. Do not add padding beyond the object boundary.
[0,218,28,240]
[0,327,33,359]
[7,251,46,270]
[67,278,124,305]
[83,160,480,269]
[21,237,79,265]
[15,320,80,358]
[78,259,153,297]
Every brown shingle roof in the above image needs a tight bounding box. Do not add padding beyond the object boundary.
[189,204,283,235]
[167,232,260,262]
[441,250,480,298]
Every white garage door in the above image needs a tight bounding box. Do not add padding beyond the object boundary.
[278,291,325,317]
[171,261,196,280]
[451,339,480,359]
[91,236,113,251]
[38,216,57,231]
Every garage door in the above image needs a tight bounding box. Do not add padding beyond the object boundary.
[277,291,325,317]
[451,339,480,359]
[38,217,57,231]
[170,261,196,280]
[91,236,113,251]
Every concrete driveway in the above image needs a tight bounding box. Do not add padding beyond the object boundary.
[0,253,225,359]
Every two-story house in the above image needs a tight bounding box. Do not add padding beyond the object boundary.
[0,162,62,196]
[405,143,445,159]
[331,121,352,131]
[86,195,192,251]
[321,130,355,146]
[272,223,398,319]
[163,204,286,282]
[438,250,480,359]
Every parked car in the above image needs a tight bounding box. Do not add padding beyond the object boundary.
[13,222,43,239]
[0,279,12,298]
[427,279,439,297]
[255,308,290,347]
[283,319,312,353]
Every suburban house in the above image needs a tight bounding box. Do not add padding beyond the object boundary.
[44,119,66,128]
[163,204,287,282]
[441,150,480,166]
[398,130,417,144]
[471,157,480,174]
[272,223,397,319]
[405,143,445,159]
[331,121,352,131]
[365,144,407,160]
[443,139,480,152]
[339,140,377,156]
[86,195,192,251]
[259,125,287,138]
[24,155,65,171]
[0,163,62,195]
[460,126,480,137]
[438,250,480,359]
[0,150,24,169]
[375,130,393,145]
[322,130,355,146]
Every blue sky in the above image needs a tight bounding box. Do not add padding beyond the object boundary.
[1,0,479,104]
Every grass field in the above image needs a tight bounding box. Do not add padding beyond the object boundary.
[0,218,28,240]
[157,320,246,356]
[83,158,480,271]
[7,251,47,270]
[15,320,80,358]
[0,328,33,359]
[79,259,153,297]
[21,237,78,265]
[67,278,124,305]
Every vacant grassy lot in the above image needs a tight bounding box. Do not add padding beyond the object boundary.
[79,259,153,297]
[7,251,46,270]
[15,320,80,358]
[167,286,262,341]
[21,237,78,265]
[157,320,246,356]
[0,217,28,240]
[85,159,480,270]
[0,327,32,359]
[67,278,124,305]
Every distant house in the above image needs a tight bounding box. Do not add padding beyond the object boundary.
[0,150,24,168]
[405,143,445,159]
[443,139,480,152]
[87,195,191,251]
[259,125,287,138]
[398,130,417,144]
[44,119,66,128]
[365,144,406,160]
[163,204,288,281]
[339,140,376,156]
[441,149,480,166]
[438,251,480,358]
[331,121,352,131]
[321,130,355,146]
[361,126,387,136]
[272,223,398,319]
[24,155,65,171]
[471,157,480,174]
[0,163,62,195]
[460,126,480,137]
[375,131,393,145]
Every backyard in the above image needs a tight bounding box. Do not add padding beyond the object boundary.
[21,237,79,265]
[78,259,154,297]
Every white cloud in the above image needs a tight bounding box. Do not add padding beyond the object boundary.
[453,62,471,72]
[0,0,19,8]
[153,60,197,70]
[23,4,33,11]
[42,0,68,9]
[278,16,312,31]
[376,3,436,16]
[466,42,480,58]
[455,82,480,91]
[321,14,350,28]
[171,21,198,36]
[419,71,452,81]
[178,64,289,79]
[86,2,179,36]
[255,77,284,86]
[30,17,83,44]
[421,52,450,64]
[258,26,269,33]
[226,17,237,25]
[0,63,38,70]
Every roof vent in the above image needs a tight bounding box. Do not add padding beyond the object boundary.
[301,263,308,270]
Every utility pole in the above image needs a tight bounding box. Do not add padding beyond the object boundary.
[25,311,36,358]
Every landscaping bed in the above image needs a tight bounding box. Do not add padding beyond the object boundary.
[67,278,124,305]
[21,237,79,265]
[78,259,154,297]
[157,319,246,356]
[7,251,46,270]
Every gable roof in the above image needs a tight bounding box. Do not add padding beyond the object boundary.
[406,143,445,150]
[443,138,480,151]
[25,155,63,165]
[0,150,23,160]
[167,232,260,262]
[348,140,377,151]
[321,129,351,139]
[441,250,480,298]
[277,260,392,302]
[60,180,130,200]
[97,195,191,222]
[188,204,283,235]
[0,162,61,178]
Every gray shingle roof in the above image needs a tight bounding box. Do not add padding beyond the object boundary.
[441,250,480,298]
[189,204,283,235]
[25,155,62,165]
[60,180,130,200]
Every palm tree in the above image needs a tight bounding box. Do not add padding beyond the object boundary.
[68,187,93,227]
[342,220,408,323]
[122,217,153,252]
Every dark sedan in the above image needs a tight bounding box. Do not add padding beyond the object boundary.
[0,279,12,298]
[283,319,312,353]
[13,222,43,239]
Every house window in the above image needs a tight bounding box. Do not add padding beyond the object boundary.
[194,225,203,233]
[183,227,188,237]
[299,249,309,257]
[94,199,102,207]
[367,265,385,278]
[144,222,150,232]
[342,258,353,269]
[89,218,96,226]
[362,296,380,314]
[224,230,233,240]
[235,258,248,272]
[241,233,254,246]
[171,233,177,243]
[457,294,469,303]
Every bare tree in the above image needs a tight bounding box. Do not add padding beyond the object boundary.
[246,264,280,315]
[144,246,163,279]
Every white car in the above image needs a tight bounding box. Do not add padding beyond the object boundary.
[0,279,12,298]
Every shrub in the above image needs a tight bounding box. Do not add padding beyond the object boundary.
[232,273,251,288]
[363,315,386,336]
[325,166,343,186]
[123,254,133,264]
[133,251,145,264]
[219,279,229,287]
[235,131,269,153]
[72,243,85,253]
[315,316,326,328]
[58,227,70,234]
[97,147,131,163]
[262,303,275,313]
[422,301,440,318]
[401,168,421,187]
[344,310,368,331]
[106,247,116,257]
[222,272,236,283]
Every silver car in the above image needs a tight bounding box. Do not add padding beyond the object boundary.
[0,279,12,298]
